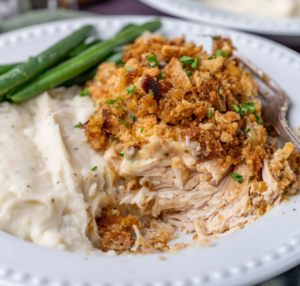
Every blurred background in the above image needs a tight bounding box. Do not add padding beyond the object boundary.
[0,0,166,19]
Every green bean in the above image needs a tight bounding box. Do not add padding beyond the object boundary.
[0,25,95,101]
[9,19,161,104]
[61,51,125,87]
[0,63,21,76]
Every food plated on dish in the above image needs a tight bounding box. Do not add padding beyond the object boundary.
[0,19,300,256]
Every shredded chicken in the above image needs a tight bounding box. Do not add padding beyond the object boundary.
[84,35,300,253]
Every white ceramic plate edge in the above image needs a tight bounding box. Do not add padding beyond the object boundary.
[139,0,300,36]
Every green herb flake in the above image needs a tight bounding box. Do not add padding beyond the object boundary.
[80,87,89,97]
[216,50,229,58]
[106,97,120,105]
[158,73,165,79]
[208,56,213,60]
[253,129,257,142]
[149,89,154,96]
[244,128,251,133]
[232,105,240,113]
[146,52,159,67]
[74,122,82,128]
[119,152,124,157]
[232,104,247,115]
[240,106,247,115]
[130,114,136,121]
[191,57,199,69]
[230,172,244,184]
[91,166,97,171]
[119,119,130,128]
[207,110,212,118]
[255,114,263,125]
[126,66,135,71]
[115,106,122,109]
[179,55,194,65]
[240,102,256,113]
[186,70,193,77]
[126,85,135,95]
[141,127,145,134]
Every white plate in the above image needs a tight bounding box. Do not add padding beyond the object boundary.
[140,0,300,37]
[1,15,300,286]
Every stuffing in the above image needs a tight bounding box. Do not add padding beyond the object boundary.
[83,35,300,253]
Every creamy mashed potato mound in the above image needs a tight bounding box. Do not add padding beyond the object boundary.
[0,90,111,253]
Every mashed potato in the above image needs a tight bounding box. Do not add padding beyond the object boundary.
[0,90,111,253]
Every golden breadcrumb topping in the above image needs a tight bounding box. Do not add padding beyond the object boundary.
[83,34,300,253]
[84,35,267,172]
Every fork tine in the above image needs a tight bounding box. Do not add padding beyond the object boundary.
[232,50,289,102]
[232,50,300,153]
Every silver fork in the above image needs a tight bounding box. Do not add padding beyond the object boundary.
[232,50,300,153]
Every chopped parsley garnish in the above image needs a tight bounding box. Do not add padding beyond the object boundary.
[180,56,199,69]
[80,87,89,97]
[119,119,130,128]
[230,172,244,184]
[146,52,159,67]
[141,127,145,134]
[253,129,257,142]
[179,56,194,65]
[126,66,135,71]
[106,97,120,105]
[240,102,256,113]
[119,152,124,157]
[149,89,154,96]
[216,50,229,58]
[74,122,82,128]
[191,57,199,69]
[255,114,263,125]
[158,73,165,79]
[115,106,122,109]
[232,105,240,113]
[232,104,247,115]
[240,106,247,115]
[126,85,135,95]
[130,114,136,121]
[91,166,97,171]
[186,70,193,77]
[208,50,229,60]
[207,110,212,118]
[244,128,251,133]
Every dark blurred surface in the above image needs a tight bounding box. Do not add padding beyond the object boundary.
[79,0,167,15]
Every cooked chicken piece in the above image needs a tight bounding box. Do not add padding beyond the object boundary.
[84,35,300,252]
